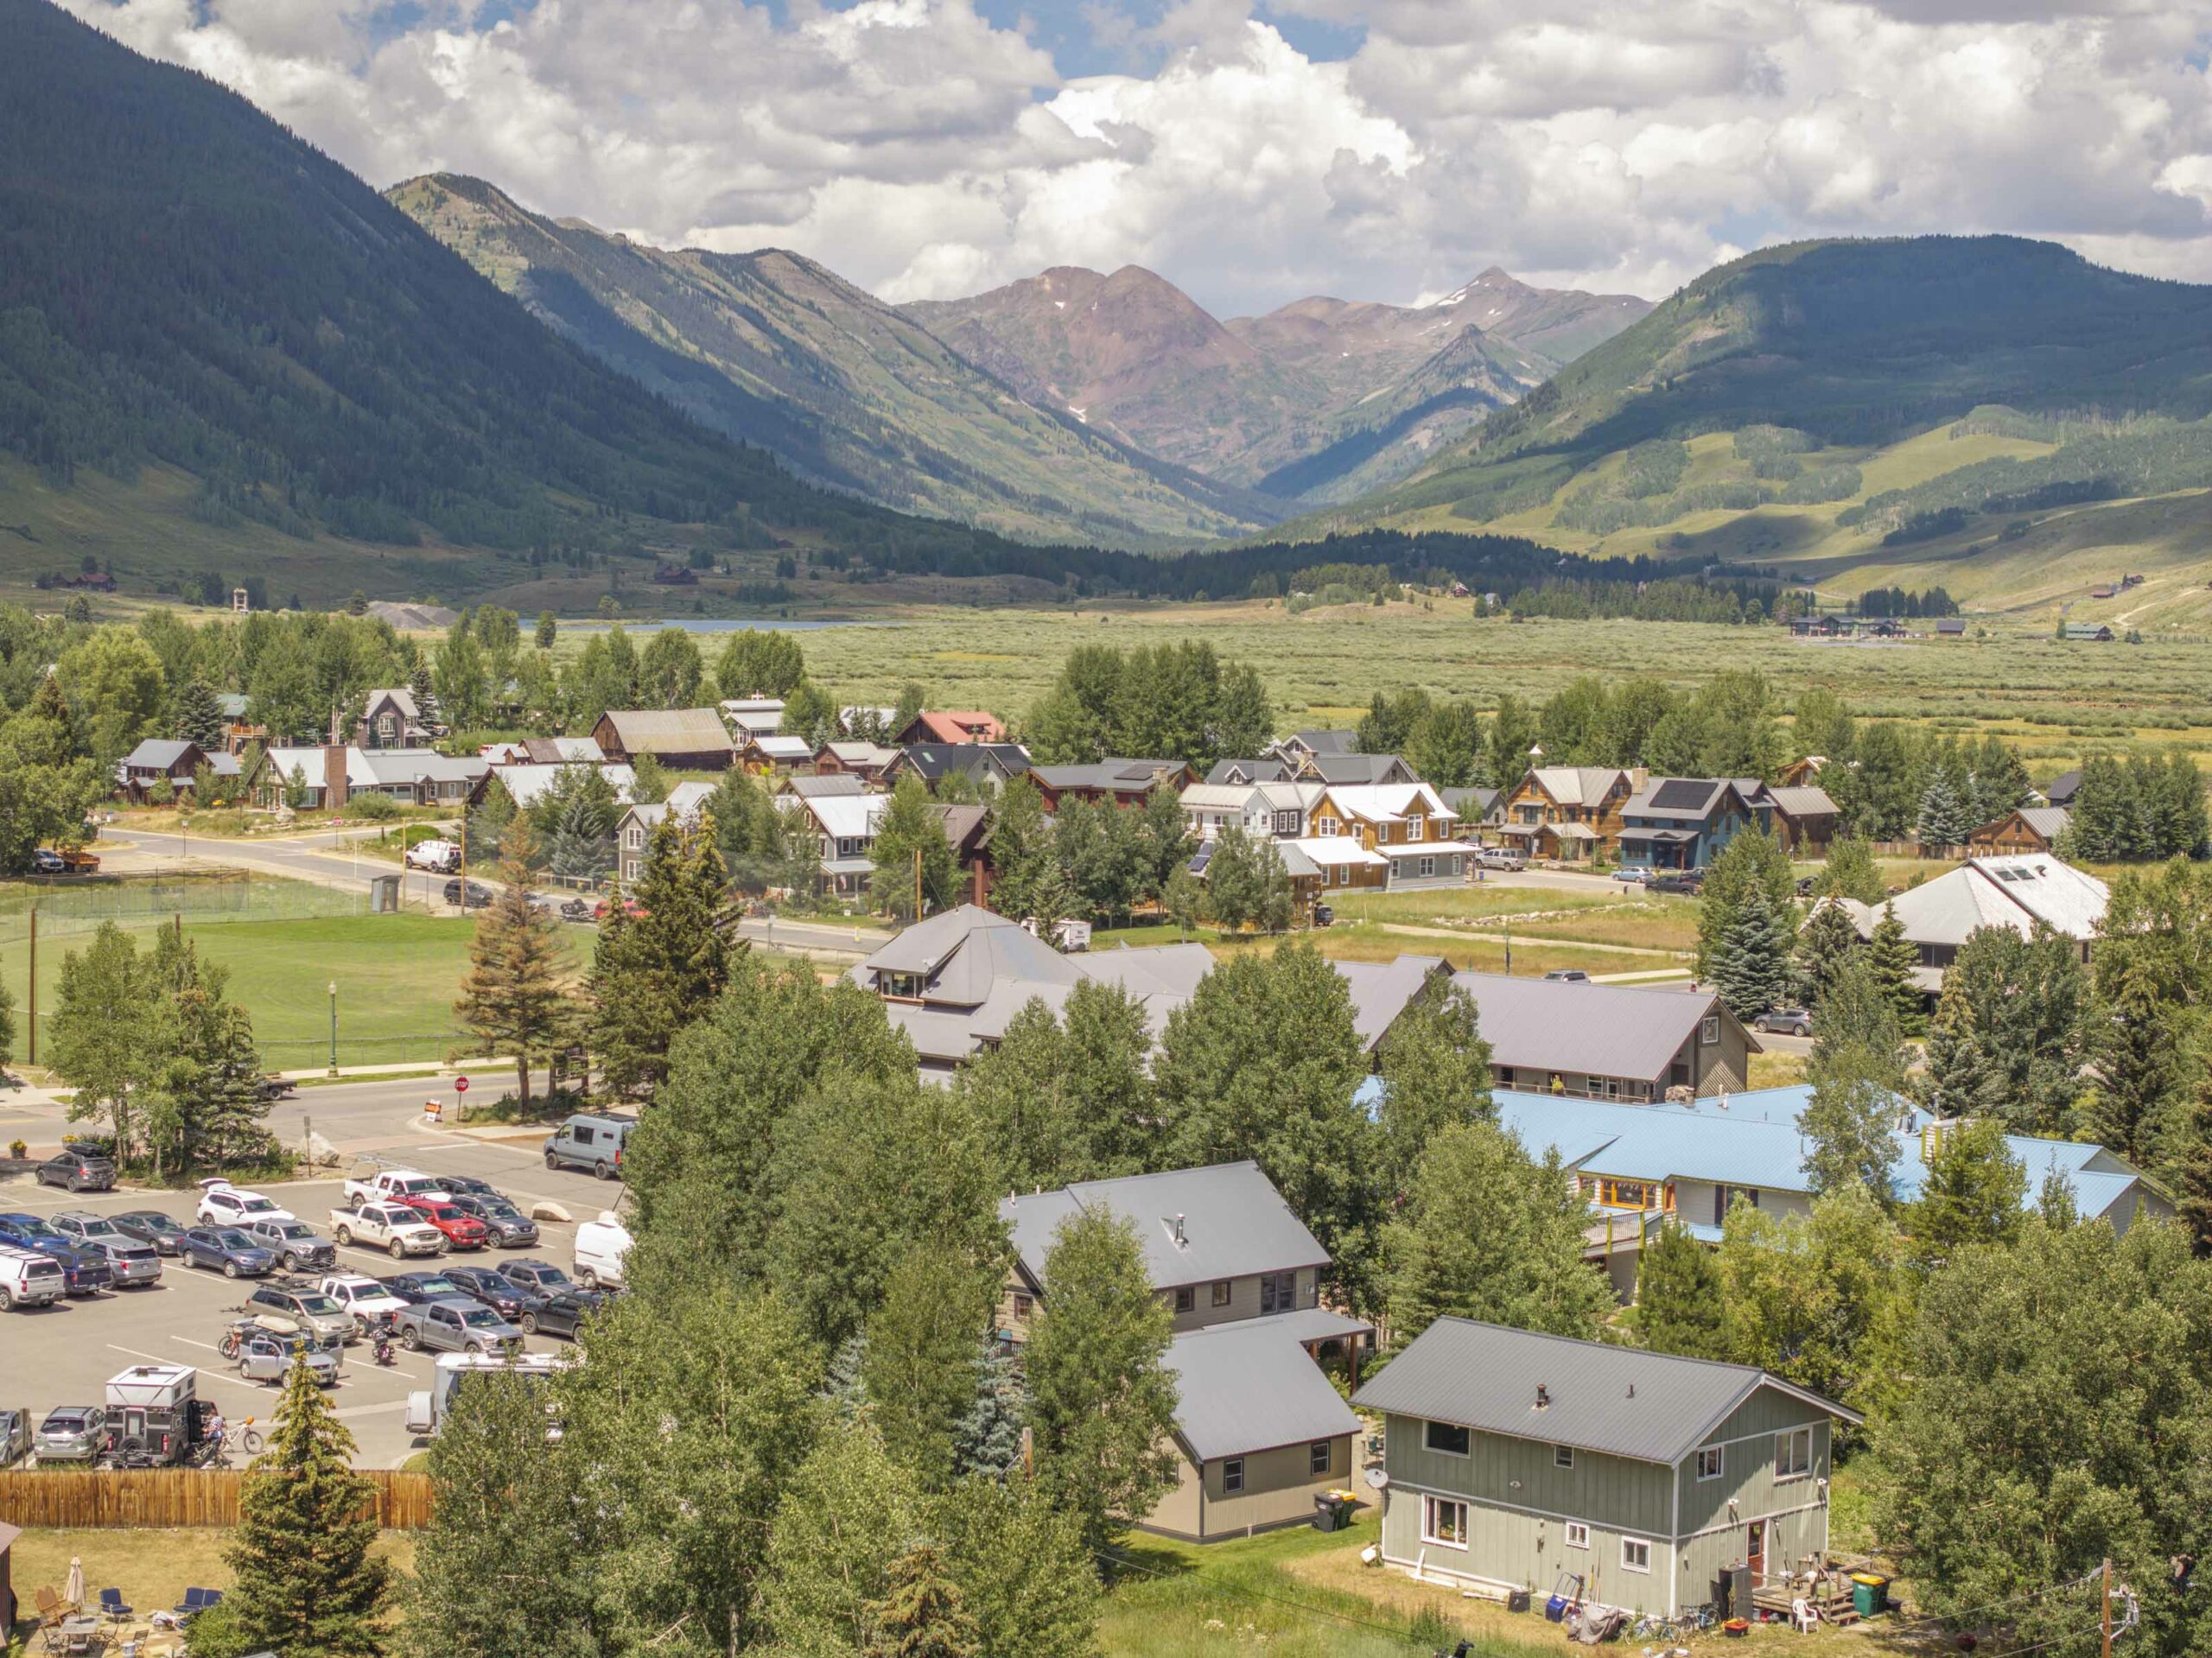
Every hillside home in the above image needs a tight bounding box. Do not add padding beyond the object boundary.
[1030,758,1195,810]
[592,708,737,772]
[1968,806,2070,855]
[1497,767,1636,861]
[614,781,716,884]
[739,734,817,775]
[777,790,890,896]
[484,736,607,766]
[1205,757,1294,786]
[115,740,241,803]
[1268,729,1360,769]
[2061,623,2115,642]
[1440,786,1502,833]
[1179,779,1325,842]
[813,740,899,785]
[1355,1320,1862,1617]
[2042,769,2082,807]
[881,742,1032,796]
[1615,778,1771,872]
[999,1160,1369,1543]
[850,904,1211,1076]
[779,772,868,802]
[1935,618,1967,637]
[357,688,433,749]
[1837,854,2107,989]
[1302,753,1419,787]
[1764,785,1840,855]
[896,709,1007,746]
[213,692,264,754]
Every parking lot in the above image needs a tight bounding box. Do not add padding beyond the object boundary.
[0,1127,625,1467]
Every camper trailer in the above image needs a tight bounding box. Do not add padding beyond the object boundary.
[103,1364,201,1465]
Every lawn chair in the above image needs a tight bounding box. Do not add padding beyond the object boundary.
[174,1589,218,1622]
[99,1590,133,1624]
[35,1587,67,1623]
[1790,1598,1819,1634]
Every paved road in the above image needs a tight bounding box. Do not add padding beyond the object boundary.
[0,1104,623,1467]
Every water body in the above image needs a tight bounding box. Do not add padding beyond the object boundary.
[562,617,863,634]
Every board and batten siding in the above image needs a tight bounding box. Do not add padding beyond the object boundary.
[1146,1435,1351,1542]
[1674,1391,1834,1538]
[1380,1485,1677,1614]
[1382,1413,1672,1536]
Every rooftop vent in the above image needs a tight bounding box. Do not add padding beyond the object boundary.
[1535,1384,1550,1410]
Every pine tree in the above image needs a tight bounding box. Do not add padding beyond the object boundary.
[2083,953,2183,1167]
[535,610,557,650]
[408,659,437,733]
[454,825,578,1111]
[1694,827,1796,979]
[823,1332,871,1420]
[1906,1117,2026,1270]
[2171,1080,2212,1257]
[1866,902,1923,1032]
[1793,899,1862,1006]
[169,677,225,749]
[1917,969,2004,1119]
[1916,772,1973,848]
[1711,885,1793,1020]
[196,1357,391,1658]
[866,1543,980,1658]
[951,1344,1026,1480]
[590,814,736,1097]
[1635,1220,1729,1360]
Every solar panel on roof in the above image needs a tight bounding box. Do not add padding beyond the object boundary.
[1649,779,1714,810]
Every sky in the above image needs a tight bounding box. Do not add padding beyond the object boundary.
[60,0,2212,318]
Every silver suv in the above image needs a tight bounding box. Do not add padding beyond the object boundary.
[35,1405,107,1462]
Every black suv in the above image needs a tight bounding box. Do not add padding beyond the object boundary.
[443,879,493,909]
[518,1287,605,1339]
[35,1150,117,1191]
[496,1260,573,1295]
[440,1266,535,1321]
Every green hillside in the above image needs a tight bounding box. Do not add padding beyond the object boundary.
[0,0,1034,597]
[388,175,1274,549]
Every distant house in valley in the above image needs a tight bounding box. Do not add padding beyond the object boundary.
[895,709,1006,746]
[592,708,737,771]
[256,746,488,811]
[357,688,433,749]
[1764,785,1840,856]
[2060,623,2115,642]
[1354,1319,1863,1616]
[1935,618,1967,637]
[1614,778,1771,872]
[2041,769,2082,807]
[1789,613,1850,637]
[813,740,899,785]
[115,740,242,803]
[777,789,891,897]
[1968,805,2071,855]
[1496,765,1636,861]
[1835,854,2107,991]
[1029,758,1195,810]
[739,734,817,775]
[614,781,716,883]
[999,1160,1368,1543]
[881,743,1032,796]
[718,697,785,743]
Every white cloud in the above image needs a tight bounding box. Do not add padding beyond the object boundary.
[58,0,2212,314]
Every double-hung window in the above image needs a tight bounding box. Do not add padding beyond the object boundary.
[1211,1280,1232,1307]
[1222,1458,1245,1494]
[1421,1496,1468,1548]
[1622,1538,1652,1574]
[1309,1440,1332,1477]
[1563,1521,1590,1549]
[1258,1271,1298,1314]
[1554,1445,1575,1470]
[1173,1286,1196,1314]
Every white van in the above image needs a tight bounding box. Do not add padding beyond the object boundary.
[0,1246,66,1310]
[405,838,461,873]
[572,1212,631,1291]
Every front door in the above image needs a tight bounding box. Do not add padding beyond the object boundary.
[1747,1520,1766,1584]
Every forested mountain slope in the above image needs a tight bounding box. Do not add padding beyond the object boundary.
[390,176,1277,548]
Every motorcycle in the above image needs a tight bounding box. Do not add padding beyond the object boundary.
[559,898,593,924]
[371,1334,397,1368]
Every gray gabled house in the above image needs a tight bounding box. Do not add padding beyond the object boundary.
[1354,1320,1861,1617]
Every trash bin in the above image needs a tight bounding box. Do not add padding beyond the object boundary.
[1312,1493,1349,1533]
[1506,1590,1531,1613]
[1850,1573,1890,1617]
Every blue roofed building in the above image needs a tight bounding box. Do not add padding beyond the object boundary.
[1615,777,1774,872]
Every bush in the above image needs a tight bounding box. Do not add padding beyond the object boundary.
[346,792,403,821]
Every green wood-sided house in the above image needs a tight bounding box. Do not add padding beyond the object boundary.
[1353,1320,1861,1617]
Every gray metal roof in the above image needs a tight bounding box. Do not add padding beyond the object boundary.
[122,739,197,769]
[598,708,734,754]
[1306,754,1412,785]
[1336,956,1449,1052]
[1445,970,1758,1080]
[780,772,867,799]
[1166,1321,1361,1462]
[1002,1160,1329,1293]
[1206,758,1293,785]
[1352,1318,1859,1465]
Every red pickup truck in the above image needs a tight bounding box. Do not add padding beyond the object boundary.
[402,1198,491,1251]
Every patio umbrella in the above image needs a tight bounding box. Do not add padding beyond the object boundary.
[64,1556,85,1610]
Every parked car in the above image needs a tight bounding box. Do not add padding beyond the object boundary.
[177,1227,277,1279]
[110,1210,189,1255]
[1543,969,1591,982]
[432,1174,501,1199]
[195,1182,295,1227]
[0,1406,31,1466]
[35,1405,108,1463]
[543,1113,634,1180]
[81,1236,162,1287]
[443,878,493,909]
[439,1265,535,1321]
[1612,866,1649,885]
[36,1149,117,1191]
[1475,847,1527,872]
[30,848,67,874]
[0,1217,113,1294]
[393,1296,525,1356]
[1752,1006,1814,1037]
[1648,870,1704,895]
[318,1274,410,1334]
[405,838,461,873]
[496,1260,575,1295]
[516,1286,605,1340]
[0,1246,67,1310]
[380,1271,472,1305]
[242,1283,353,1348]
[404,1200,492,1251]
[1311,903,1334,927]
[245,1218,338,1273]
[231,1330,340,1388]
[341,1166,452,1209]
[328,1202,447,1258]
[49,1210,131,1248]
[443,1193,539,1247]
[573,1212,631,1292]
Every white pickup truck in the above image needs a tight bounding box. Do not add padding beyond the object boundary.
[341,1166,451,1210]
[328,1202,447,1259]
[318,1274,410,1334]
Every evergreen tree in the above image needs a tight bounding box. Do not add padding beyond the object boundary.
[535,610,557,650]
[454,824,578,1110]
[1484,694,1540,789]
[169,677,225,748]
[823,1332,872,1420]
[2083,952,2184,1167]
[1916,969,2005,1120]
[1815,835,1886,904]
[1024,1209,1180,1551]
[1865,902,1923,1032]
[194,1357,391,1658]
[2173,1079,2212,1257]
[1385,1121,1612,1345]
[1635,1220,1730,1360]
[1906,1116,2026,1271]
[1711,884,1793,1019]
[934,1475,1099,1658]
[871,774,959,920]
[951,1344,1027,1480]
[982,778,1051,920]
[1792,898,1862,1005]
[1694,827,1796,979]
[863,1243,996,1490]
[590,814,735,1097]
[1808,953,1908,1090]
[866,1544,980,1658]
[464,783,515,867]
[1923,925,2089,1137]
[408,658,438,733]
[1375,978,1495,1204]
[1915,771,1974,847]
[627,752,671,806]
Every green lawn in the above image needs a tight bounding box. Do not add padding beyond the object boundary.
[0,911,583,1070]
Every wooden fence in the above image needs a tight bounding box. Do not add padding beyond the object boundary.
[0,1469,435,1529]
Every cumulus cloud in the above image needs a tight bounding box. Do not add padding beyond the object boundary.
[58,0,2212,314]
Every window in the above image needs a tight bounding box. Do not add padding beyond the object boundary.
[1376,823,1391,844]
[1173,1286,1196,1314]
[1011,1293,1033,1319]
[1319,816,1339,837]
[1259,1271,1298,1314]
[1407,816,1424,842]
[1274,810,1300,835]
[1563,1521,1590,1550]
[1211,1280,1232,1307]
[1701,1014,1721,1045]
[1310,1440,1332,1477]
[1222,1458,1245,1495]
[1419,856,1435,878]
[625,826,644,849]
[569,1126,594,1147]
[1554,1445,1574,1470]
[1334,866,1349,886]
[1421,1496,1468,1548]
[1424,1420,1470,1457]
[1775,1427,1814,1480]
[1622,1538,1652,1574]
[1696,1445,1725,1481]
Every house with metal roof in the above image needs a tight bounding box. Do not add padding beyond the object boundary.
[1179,778,1326,842]
[1614,778,1772,872]
[1205,756,1294,786]
[491,761,638,812]
[1310,783,1470,886]
[813,739,899,785]
[255,746,486,810]
[717,697,785,742]
[1268,729,1360,768]
[1837,855,2107,988]
[1764,785,1840,855]
[591,708,738,771]
[1496,765,1637,861]
[850,905,1211,1075]
[1001,1160,1369,1542]
[115,739,243,803]
[895,709,1007,746]
[2041,769,2082,807]
[1302,753,1418,787]
[1353,1318,1862,1616]
[880,742,1032,796]
[775,789,890,897]
[614,781,717,883]
[1967,806,2070,856]
[357,688,433,749]
[1030,758,1196,810]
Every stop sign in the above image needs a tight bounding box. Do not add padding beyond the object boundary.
[454,1076,469,1094]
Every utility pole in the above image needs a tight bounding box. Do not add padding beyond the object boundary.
[26,905,35,1067]
[327,981,339,1077]
[2102,1558,2113,1658]
[913,845,922,924]
[1503,912,1512,975]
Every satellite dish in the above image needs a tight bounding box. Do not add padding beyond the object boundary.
[1364,1465,1389,1490]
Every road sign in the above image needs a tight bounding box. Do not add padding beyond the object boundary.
[454,1076,469,1094]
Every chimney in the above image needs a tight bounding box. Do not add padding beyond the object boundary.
[1535,1383,1550,1410]
[324,708,349,811]
[1172,1214,1187,1248]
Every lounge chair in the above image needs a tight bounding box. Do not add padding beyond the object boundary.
[174,1590,218,1622]
[35,1587,66,1623]
[99,1590,132,1625]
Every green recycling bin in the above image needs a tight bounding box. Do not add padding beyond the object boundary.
[1850,1573,1890,1617]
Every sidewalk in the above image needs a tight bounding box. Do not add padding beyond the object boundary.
[275,1058,511,1081]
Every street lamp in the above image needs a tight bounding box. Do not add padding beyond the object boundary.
[327,981,339,1077]
[180,812,190,865]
